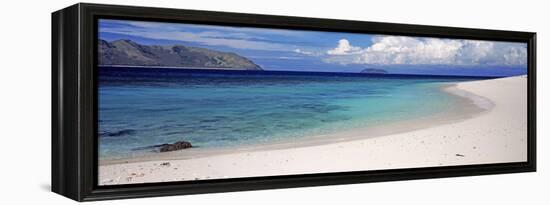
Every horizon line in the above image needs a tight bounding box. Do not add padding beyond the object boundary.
[98,65,521,78]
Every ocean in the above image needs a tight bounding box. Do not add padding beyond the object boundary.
[98,66,492,159]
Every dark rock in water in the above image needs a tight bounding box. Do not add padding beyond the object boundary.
[101,129,136,137]
[131,140,193,152]
[158,141,193,152]
[200,119,221,123]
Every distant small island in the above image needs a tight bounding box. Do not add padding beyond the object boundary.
[360,68,388,74]
[99,39,262,70]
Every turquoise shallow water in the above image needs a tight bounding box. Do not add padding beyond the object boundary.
[98,67,488,159]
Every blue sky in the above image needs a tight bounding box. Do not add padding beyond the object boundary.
[99,19,528,77]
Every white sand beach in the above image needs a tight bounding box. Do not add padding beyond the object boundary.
[99,76,527,185]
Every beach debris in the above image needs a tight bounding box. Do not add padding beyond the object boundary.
[160,162,171,167]
[133,140,193,152]
[455,154,465,157]
[130,172,145,177]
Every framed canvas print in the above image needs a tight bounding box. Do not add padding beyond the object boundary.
[52,3,536,201]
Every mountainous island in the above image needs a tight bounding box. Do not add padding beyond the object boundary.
[360,68,388,74]
[99,39,262,70]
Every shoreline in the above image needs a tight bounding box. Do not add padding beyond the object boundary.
[99,76,527,185]
[99,82,488,165]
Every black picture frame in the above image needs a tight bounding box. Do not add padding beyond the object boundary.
[52,3,536,201]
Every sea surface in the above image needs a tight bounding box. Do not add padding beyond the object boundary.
[98,66,492,159]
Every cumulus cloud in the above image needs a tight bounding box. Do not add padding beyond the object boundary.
[325,37,527,66]
[327,39,362,55]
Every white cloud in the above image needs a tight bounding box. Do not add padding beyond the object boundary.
[293,48,313,55]
[327,39,362,55]
[278,56,303,60]
[108,19,307,37]
[101,28,291,51]
[100,20,295,51]
[325,36,527,66]
[362,36,463,64]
